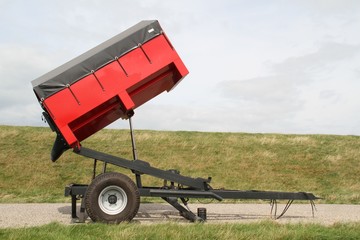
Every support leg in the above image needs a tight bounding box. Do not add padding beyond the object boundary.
[162,197,203,222]
[71,195,78,219]
[92,159,97,179]
[129,116,143,188]
[78,197,87,223]
[129,117,138,160]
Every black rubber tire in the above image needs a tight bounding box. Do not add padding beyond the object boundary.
[85,172,140,223]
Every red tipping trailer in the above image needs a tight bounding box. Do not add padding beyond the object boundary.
[32,20,188,161]
[32,20,318,223]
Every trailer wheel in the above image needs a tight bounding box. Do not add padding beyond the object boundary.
[85,172,140,223]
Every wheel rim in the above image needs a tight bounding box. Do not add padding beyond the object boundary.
[98,185,128,215]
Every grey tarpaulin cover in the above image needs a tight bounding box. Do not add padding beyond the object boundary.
[31,20,162,100]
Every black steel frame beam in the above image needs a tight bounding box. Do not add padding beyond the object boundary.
[141,188,224,201]
[211,189,318,200]
[74,147,210,190]
[64,182,318,222]
[65,185,318,202]
[73,147,319,201]
[139,188,318,201]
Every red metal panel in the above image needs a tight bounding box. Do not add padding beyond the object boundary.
[119,47,152,80]
[44,33,188,148]
[93,61,127,94]
[141,34,175,64]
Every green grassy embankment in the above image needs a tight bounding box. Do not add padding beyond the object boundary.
[1,125,359,203]
[1,222,360,240]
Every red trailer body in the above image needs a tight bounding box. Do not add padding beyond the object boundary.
[32,20,188,160]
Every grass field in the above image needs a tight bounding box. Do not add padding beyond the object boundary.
[1,125,360,238]
[1,125,360,204]
[1,221,360,240]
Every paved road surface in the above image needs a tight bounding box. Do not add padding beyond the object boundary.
[1,203,360,228]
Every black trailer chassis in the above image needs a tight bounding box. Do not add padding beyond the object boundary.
[64,119,319,223]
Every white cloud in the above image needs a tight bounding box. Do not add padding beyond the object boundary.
[1,1,360,135]
[216,41,360,134]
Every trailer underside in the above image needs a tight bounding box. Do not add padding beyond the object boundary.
[64,118,319,223]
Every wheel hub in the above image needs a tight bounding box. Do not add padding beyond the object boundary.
[98,185,128,215]
[108,195,117,204]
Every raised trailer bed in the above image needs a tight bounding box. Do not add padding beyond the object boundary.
[32,20,318,223]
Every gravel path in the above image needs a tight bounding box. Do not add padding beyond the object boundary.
[1,203,360,228]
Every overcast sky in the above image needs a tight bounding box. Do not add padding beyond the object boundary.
[1,0,360,135]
